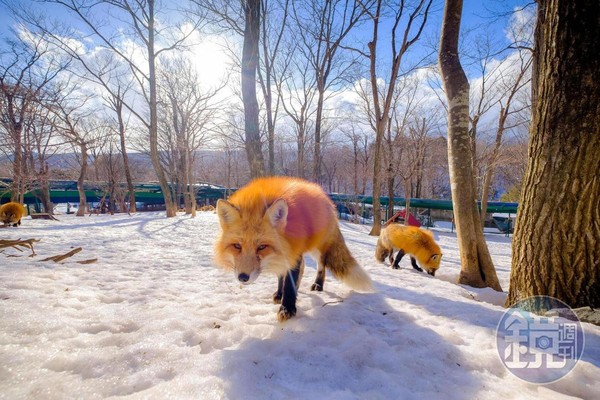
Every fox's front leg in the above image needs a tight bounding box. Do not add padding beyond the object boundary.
[277,258,302,322]
[410,256,423,272]
[276,258,304,302]
[272,276,284,304]
[392,249,405,269]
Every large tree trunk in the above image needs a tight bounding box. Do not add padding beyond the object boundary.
[506,0,600,308]
[369,122,385,236]
[439,0,501,291]
[148,0,176,217]
[242,0,265,178]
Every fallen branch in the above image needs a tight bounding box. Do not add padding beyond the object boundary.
[41,247,82,262]
[76,258,98,264]
[0,238,40,256]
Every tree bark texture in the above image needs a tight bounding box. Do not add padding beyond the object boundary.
[507,0,600,308]
[369,122,385,236]
[148,0,177,217]
[242,0,266,178]
[439,0,502,291]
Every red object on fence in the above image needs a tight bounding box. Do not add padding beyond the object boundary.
[383,209,421,227]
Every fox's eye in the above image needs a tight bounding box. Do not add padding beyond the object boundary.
[257,244,268,251]
[233,243,242,250]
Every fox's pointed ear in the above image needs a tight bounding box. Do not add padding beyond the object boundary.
[431,254,441,261]
[217,199,240,227]
[265,198,288,230]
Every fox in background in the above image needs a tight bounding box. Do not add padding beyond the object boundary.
[375,223,442,276]
[0,202,27,227]
[214,176,373,322]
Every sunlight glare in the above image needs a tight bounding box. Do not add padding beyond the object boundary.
[192,37,232,89]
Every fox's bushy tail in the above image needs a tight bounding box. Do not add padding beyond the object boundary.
[322,228,373,292]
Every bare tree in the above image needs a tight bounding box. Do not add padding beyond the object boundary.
[396,114,435,221]
[104,81,138,213]
[22,96,62,213]
[385,74,422,221]
[11,4,142,213]
[258,0,289,174]
[361,0,433,235]
[465,34,504,177]
[157,56,224,216]
[291,0,373,183]
[340,120,372,197]
[479,49,531,224]
[193,0,270,177]
[0,29,68,203]
[507,0,600,308]
[239,0,265,177]
[276,40,317,178]
[439,0,501,290]
[49,82,99,217]
[89,123,127,214]
[42,0,198,217]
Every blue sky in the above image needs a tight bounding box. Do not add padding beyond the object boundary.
[0,0,532,100]
[0,0,530,49]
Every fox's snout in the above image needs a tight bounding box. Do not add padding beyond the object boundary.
[236,270,261,284]
[238,273,250,282]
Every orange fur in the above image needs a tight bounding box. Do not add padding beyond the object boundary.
[375,223,442,274]
[214,176,372,320]
[0,202,26,227]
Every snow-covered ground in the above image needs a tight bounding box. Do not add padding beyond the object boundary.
[0,212,598,399]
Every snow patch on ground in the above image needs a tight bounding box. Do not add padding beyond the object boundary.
[0,213,598,399]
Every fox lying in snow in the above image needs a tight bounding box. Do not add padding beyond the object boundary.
[375,223,442,276]
[0,202,27,227]
[215,176,373,321]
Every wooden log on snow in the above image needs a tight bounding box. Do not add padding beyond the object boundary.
[41,247,82,262]
[0,238,40,256]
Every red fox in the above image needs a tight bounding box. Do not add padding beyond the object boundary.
[375,223,442,276]
[0,202,27,227]
[215,176,373,321]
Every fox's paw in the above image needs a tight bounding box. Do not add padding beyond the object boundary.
[392,265,400,270]
[272,291,282,304]
[310,283,323,291]
[277,305,296,322]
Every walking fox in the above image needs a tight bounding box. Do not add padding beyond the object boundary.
[0,202,27,227]
[375,223,442,276]
[215,176,373,321]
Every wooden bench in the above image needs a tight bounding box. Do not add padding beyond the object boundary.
[30,213,58,221]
